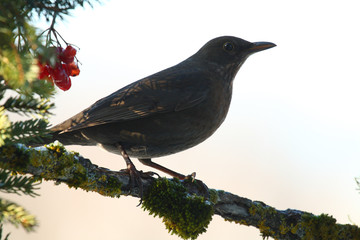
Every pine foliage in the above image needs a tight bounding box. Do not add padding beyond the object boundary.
[0,80,53,145]
[0,199,37,231]
[3,95,53,116]
[0,0,95,237]
[0,170,40,197]
[0,224,10,240]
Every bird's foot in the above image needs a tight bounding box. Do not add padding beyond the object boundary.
[116,144,145,202]
[125,160,144,196]
[138,158,196,181]
[183,172,196,182]
[182,178,209,198]
[142,171,161,178]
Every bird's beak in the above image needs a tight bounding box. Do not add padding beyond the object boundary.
[248,42,276,54]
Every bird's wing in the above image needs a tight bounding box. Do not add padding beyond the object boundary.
[54,68,209,133]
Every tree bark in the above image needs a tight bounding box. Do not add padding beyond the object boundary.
[0,143,359,240]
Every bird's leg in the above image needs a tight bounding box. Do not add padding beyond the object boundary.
[138,158,195,180]
[116,143,143,198]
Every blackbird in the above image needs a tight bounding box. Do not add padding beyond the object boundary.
[44,36,276,181]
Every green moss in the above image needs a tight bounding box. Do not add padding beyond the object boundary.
[258,219,275,238]
[248,202,289,239]
[142,178,214,239]
[0,144,30,173]
[208,189,218,204]
[249,204,257,216]
[96,174,122,196]
[224,218,249,226]
[25,142,90,191]
[0,143,122,198]
[299,213,360,240]
[248,206,360,240]
[278,220,298,236]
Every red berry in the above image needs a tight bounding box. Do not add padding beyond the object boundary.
[37,45,79,91]
[59,55,74,64]
[62,63,71,76]
[51,64,68,81]
[37,60,51,80]
[54,76,71,91]
[59,46,76,64]
[38,65,51,80]
[68,62,80,76]
[62,62,80,77]
[64,45,77,58]
[50,64,72,91]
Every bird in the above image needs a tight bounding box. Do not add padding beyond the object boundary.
[40,36,276,182]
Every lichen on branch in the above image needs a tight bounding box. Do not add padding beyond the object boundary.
[0,143,359,240]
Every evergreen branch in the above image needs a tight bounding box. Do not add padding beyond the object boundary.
[0,107,11,147]
[0,143,359,240]
[0,169,40,197]
[6,119,51,145]
[28,79,56,99]
[0,224,10,240]
[26,0,97,20]
[3,95,53,116]
[0,198,37,232]
[0,0,96,22]
[0,81,10,101]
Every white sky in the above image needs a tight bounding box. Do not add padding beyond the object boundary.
[6,0,360,239]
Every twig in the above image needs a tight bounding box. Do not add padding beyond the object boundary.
[0,143,359,240]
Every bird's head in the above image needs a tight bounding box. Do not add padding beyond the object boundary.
[192,36,276,80]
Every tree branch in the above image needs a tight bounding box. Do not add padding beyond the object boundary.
[0,143,359,240]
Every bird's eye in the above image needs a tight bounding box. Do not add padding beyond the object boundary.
[223,42,234,52]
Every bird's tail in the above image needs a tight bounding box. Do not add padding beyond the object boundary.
[27,130,96,148]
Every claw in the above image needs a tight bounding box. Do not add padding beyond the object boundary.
[116,144,144,200]
[185,172,196,182]
[138,158,195,180]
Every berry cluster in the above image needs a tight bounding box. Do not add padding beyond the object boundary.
[38,45,80,91]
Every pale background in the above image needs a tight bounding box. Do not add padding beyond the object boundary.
[5,0,360,239]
